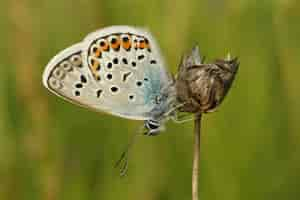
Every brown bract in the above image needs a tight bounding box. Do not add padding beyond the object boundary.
[176,46,239,113]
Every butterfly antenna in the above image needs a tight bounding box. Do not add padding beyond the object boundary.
[114,130,141,177]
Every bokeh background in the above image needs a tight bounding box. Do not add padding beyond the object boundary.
[1,0,300,199]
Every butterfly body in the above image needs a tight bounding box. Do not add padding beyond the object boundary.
[43,26,177,134]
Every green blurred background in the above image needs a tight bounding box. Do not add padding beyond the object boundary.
[1,0,300,199]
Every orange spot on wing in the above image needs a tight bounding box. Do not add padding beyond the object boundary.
[100,39,110,51]
[123,42,131,50]
[122,36,131,50]
[139,40,145,49]
[91,59,100,74]
[94,49,102,58]
[111,36,121,50]
[123,40,131,49]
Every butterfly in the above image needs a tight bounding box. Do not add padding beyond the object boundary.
[42,26,179,136]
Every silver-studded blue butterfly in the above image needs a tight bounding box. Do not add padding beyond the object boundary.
[42,26,178,135]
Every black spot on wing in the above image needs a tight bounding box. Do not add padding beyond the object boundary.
[113,58,118,64]
[80,75,87,83]
[96,89,103,98]
[129,94,135,101]
[107,62,113,69]
[75,91,80,96]
[122,72,132,82]
[131,61,136,67]
[111,86,119,93]
[150,60,157,64]
[122,58,128,64]
[75,83,83,88]
[106,73,113,80]
[138,55,145,60]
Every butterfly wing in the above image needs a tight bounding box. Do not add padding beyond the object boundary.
[43,43,110,112]
[43,26,174,121]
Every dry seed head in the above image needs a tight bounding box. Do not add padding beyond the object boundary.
[176,46,239,113]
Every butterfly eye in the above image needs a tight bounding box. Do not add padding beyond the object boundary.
[60,61,73,72]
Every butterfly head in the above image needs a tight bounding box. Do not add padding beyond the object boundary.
[143,119,163,136]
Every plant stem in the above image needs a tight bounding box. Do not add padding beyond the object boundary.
[192,113,202,200]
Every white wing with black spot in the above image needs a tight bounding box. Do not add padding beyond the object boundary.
[43,26,174,121]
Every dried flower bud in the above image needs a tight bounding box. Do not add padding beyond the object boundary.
[176,46,239,113]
